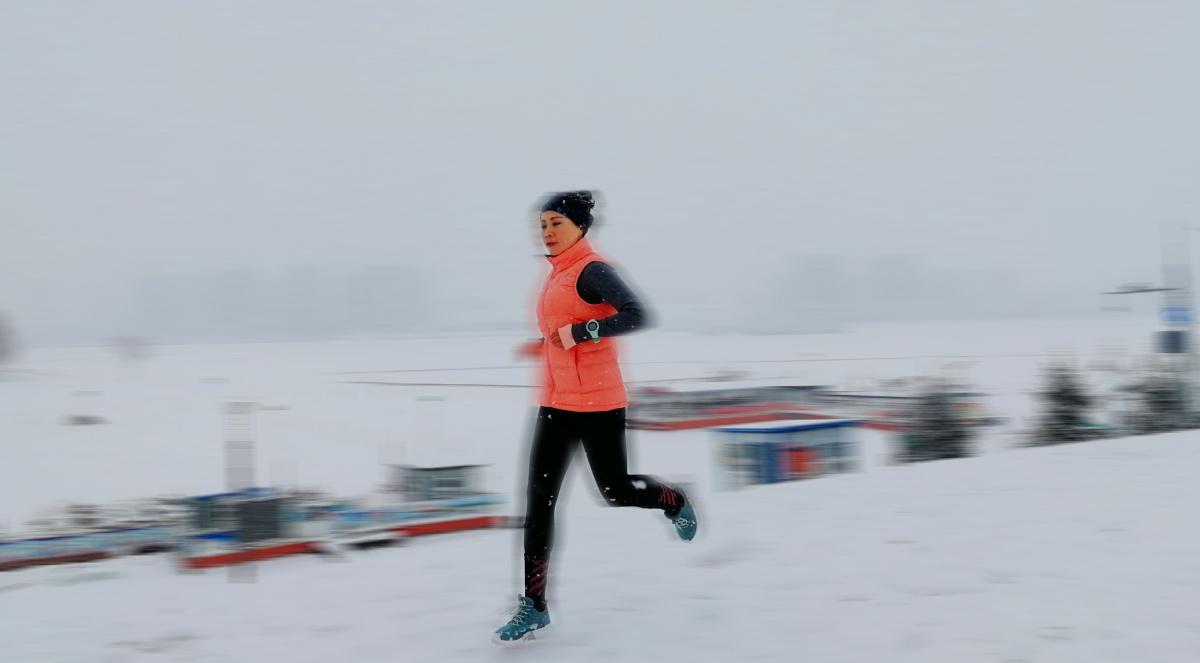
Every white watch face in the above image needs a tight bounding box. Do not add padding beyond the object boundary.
[587,321,599,333]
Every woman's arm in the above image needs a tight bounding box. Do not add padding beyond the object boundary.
[515,338,544,359]
[555,262,652,348]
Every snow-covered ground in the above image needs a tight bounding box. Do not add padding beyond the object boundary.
[4,317,1197,662]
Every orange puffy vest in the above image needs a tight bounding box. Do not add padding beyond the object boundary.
[536,238,627,412]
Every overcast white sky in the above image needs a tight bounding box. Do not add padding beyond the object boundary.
[2,1,1197,343]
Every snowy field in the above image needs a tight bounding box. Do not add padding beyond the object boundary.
[4,317,1199,662]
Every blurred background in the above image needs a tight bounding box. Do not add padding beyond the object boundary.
[3,1,1193,346]
[2,2,1199,662]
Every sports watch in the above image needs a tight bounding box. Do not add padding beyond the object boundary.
[585,319,601,343]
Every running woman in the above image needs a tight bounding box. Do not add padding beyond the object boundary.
[494,191,698,644]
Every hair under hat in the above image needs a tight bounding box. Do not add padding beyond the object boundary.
[540,191,597,235]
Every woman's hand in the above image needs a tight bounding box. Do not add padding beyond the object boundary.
[547,330,565,349]
[515,339,544,360]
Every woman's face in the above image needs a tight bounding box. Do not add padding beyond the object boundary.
[539,211,583,256]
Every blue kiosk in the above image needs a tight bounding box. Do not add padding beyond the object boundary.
[714,419,861,490]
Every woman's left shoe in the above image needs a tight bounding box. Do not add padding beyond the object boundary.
[492,596,551,645]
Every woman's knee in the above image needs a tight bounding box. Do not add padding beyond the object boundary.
[597,479,640,506]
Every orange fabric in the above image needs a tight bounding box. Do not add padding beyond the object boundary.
[535,238,627,411]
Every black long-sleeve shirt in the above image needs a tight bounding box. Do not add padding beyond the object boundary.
[567,262,652,343]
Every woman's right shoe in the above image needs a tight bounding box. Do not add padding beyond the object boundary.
[664,486,699,541]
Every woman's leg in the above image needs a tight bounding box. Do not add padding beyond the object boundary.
[522,407,578,610]
[579,408,685,514]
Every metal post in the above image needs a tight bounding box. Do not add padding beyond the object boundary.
[223,402,258,582]
[1162,220,1199,412]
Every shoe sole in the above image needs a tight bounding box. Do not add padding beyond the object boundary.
[676,512,698,541]
[671,480,701,542]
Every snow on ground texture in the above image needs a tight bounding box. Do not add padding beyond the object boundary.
[4,430,1200,662]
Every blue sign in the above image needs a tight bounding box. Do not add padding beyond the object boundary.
[1162,306,1193,325]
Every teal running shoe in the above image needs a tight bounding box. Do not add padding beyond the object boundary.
[668,500,698,541]
[492,596,551,645]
